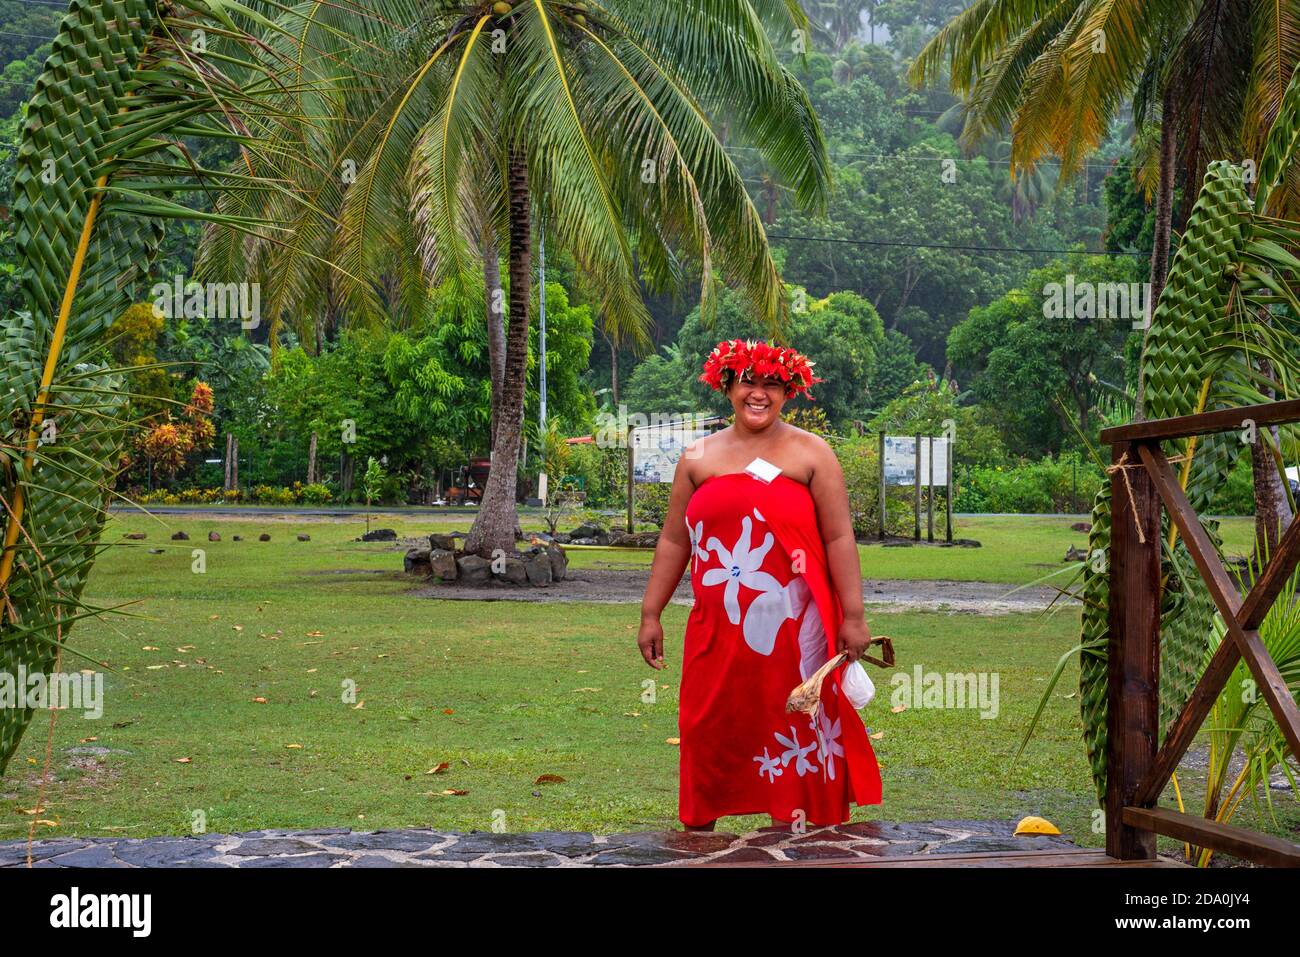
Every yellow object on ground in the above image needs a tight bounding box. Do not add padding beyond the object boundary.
[1014,815,1061,836]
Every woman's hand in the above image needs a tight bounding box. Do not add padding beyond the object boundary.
[638,615,666,670]
[837,616,871,664]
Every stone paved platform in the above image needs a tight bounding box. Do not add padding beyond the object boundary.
[1,819,1081,867]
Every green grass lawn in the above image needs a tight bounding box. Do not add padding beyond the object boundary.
[1,509,1292,860]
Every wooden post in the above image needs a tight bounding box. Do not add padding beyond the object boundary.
[926,436,935,543]
[878,431,886,540]
[913,434,921,541]
[230,435,238,490]
[223,433,233,490]
[626,432,634,533]
[1105,440,1161,861]
[946,436,954,543]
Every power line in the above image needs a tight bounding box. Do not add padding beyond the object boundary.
[726,144,1123,173]
[766,231,1142,258]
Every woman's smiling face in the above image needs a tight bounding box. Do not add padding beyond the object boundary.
[725,370,788,429]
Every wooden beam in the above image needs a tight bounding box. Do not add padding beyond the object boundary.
[1138,444,1300,771]
[1238,513,1300,630]
[1101,397,1300,444]
[1122,806,1300,867]
[1105,441,1161,861]
[1137,636,1240,805]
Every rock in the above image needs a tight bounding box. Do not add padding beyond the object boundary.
[233,535,243,542]
[297,534,311,542]
[361,528,397,542]
[457,554,493,585]
[1064,545,1088,562]
[547,542,568,582]
[498,556,528,585]
[610,531,659,548]
[523,547,553,586]
[953,539,982,547]
[208,531,221,542]
[171,531,189,541]
[258,533,271,542]
[404,547,432,576]
[553,533,571,544]
[124,532,146,540]
[429,533,457,551]
[429,549,458,581]
[569,522,611,544]
[1070,522,1091,533]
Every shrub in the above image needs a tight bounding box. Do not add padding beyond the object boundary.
[299,482,334,505]
[955,454,1103,513]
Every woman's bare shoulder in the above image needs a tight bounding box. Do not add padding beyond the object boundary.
[681,427,731,483]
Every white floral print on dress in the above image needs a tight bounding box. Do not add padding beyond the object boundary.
[701,515,781,627]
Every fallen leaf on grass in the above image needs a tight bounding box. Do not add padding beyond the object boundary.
[16,807,46,815]
[305,630,324,638]
[352,700,365,710]
[890,704,907,713]
[306,668,318,674]
[572,687,601,693]
[34,820,59,827]
[442,708,454,715]
[439,789,469,796]
[869,731,884,740]
[231,625,243,633]
[251,697,268,704]
[534,774,565,785]
[623,711,641,717]
[284,743,303,749]
[80,736,97,743]
[141,646,159,651]
[665,737,680,746]
[174,757,191,764]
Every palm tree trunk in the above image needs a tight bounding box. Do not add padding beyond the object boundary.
[483,235,505,450]
[1251,357,1293,560]
[1136,83,1177,420]
[464,150,530,557]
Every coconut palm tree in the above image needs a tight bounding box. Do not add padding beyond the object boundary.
[0,0,317,776]
[912,0,1300,552]
[203,1,832,557]
[911,0,1300,364]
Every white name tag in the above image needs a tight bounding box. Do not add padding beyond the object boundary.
[744,457,782,484]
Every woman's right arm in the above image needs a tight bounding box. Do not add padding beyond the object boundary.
[637,452,698,669]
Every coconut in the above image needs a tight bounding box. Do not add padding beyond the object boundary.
[493,1,513,15]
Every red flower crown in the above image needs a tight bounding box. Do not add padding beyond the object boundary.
[699,339,822,399]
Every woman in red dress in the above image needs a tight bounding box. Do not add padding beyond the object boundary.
[638,339,882,831]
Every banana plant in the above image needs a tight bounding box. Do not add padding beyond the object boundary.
[0,0,314,777]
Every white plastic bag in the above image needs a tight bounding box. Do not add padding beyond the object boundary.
[842,660,876,709]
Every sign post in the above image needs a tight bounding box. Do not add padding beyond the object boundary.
[877,431,886,540]
[927,436,935,543]
[913,433,922,541]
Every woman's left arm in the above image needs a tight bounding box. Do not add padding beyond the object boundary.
[808,436,871,662]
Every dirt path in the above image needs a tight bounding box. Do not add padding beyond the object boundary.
[412,567,1071,615]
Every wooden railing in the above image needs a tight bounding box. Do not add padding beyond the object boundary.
[1100,399,1300,866]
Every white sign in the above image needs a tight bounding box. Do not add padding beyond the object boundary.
[883,436,950,487]
[631,416,724,484]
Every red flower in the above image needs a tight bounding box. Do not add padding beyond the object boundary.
[699,339,822,399]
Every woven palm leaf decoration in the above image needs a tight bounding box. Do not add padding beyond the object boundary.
[0,0,305,776]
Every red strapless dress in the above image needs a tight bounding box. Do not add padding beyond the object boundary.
[678,471,882,827]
